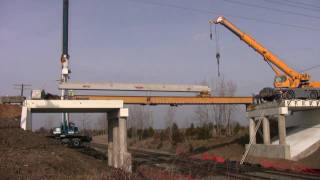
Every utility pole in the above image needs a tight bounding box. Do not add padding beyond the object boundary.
[13,84,31,97]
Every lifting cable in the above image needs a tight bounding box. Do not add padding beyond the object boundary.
[210,24,221,77]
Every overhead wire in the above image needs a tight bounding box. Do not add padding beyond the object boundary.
[223,0,320,20]
[283,0,320,9]
[128,0,320,31]
[261,0,320,12]
[210,23,221,77]
[215,25,221,77]
[301,64,320,72]
[128,0,320,74]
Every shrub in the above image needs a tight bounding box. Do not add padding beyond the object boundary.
[195,123,212,140]
[233,122,241,135]
[171,123,183,145]
[186,123,195,137]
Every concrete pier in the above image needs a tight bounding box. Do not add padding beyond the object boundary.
[107,109,131,171]
[246,99,320,160]
[278,115,286,145]
[20,100,132,172]
[249,118,256,144]
[262,117,270,145]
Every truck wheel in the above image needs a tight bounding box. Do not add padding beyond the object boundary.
[72,138,81,147]
[309,91,318,99]
[283,90,295,99]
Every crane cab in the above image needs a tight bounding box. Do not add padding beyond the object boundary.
[274,75,291,88]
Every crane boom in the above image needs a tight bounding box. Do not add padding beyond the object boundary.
[209,16,320,100]
[209,16,310,88]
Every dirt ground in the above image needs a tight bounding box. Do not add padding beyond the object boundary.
[128,133,320,170]
[1,103,319,179]
[299,147,320,169]
[128,134,247,160]
[0,104,137,179]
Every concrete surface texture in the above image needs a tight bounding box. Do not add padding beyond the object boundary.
[247,99,320,161]
[59,82,211,92]
[247,144,290,159]
[273,124,320,160]
[280,108,320,160]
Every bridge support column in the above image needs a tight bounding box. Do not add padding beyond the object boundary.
[20,106,32,131]
[107,113,114,167]
[249,118,256,144]
[278,115,286,145]
[107,108,131,172]
[246,106,290,160]
[262,117,270,145]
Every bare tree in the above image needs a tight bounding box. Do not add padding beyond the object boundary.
[164,106,176,143]
[81,113,88,130]
[226,80,237,136]
[96,114,107,135]
[128,105,153,141]
[194,80,212,126]
[211,76,237,136]
[194,104,211,126]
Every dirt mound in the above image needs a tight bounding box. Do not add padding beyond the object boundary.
[0,104,21,128]
[0,104,21,120]
[0,105,137,179]
[0,128,136,179]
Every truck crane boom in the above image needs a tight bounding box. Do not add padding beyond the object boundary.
[209,16,320,100]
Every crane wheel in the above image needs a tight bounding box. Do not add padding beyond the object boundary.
[309,91,318,100]
[259,87,277,101]
[283,90,295,99]
[72,138,81,147]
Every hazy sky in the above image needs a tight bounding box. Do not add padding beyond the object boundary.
[1,0,320,129]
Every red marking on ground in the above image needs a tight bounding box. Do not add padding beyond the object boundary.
[260,159,320,176]
[201,152,225,163]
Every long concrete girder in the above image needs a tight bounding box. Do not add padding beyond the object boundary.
[71,95,253,105]
[23,100,124,113]
[59,82,210,93]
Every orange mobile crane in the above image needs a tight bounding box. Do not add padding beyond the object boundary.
[209,16,320,101]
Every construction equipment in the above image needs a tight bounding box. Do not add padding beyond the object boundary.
[51,122,92,147]
[209,16,320,101]
[30,89,92,147]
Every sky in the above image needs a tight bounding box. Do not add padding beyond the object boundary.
[1,0,320,129]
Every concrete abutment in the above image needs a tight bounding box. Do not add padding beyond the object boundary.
[20,100,132,172]
[246,99,320,160]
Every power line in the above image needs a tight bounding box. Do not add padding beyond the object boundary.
[13,84,31,97]
[224,0,320,20]
[128,0,320,31]
[283,0,320,9]
[262,0,320,12]
[301,64,320,72]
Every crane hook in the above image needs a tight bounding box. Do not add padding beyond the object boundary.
[210,24,213,40]
[216,52,220,76]
[209,24,221,77]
